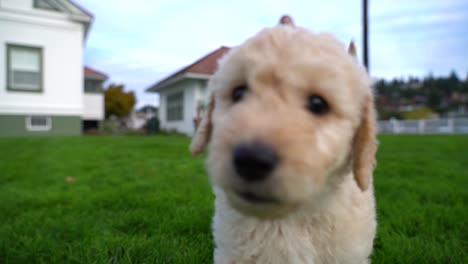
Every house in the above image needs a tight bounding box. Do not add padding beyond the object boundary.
[137,105,158,118]
[146,46,230,135]
[83,66,107,132]
[0,0,106,136]
[126,105,158,130]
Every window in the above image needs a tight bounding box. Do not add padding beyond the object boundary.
[84,80,103,93]
[26,116,51,131]
[166,92,184,121]
[7,44,43,92]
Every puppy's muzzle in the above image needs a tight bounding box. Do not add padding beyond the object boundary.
[232,142,279,182]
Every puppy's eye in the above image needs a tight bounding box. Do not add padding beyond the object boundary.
[232,85,248,103]
[307,95,329,115]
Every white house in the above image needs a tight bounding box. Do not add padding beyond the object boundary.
[83,66,108,132]
[0,0,106,136]
[146,46,230,136]
[126,105,158,130]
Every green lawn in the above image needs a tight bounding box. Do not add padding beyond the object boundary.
[0,135,466,263]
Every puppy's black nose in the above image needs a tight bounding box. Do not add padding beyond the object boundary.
[233,142,279,182]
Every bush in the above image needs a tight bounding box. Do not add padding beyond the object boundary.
[378,110,402,120]
[146,116,160,134]
[402,106,437,120]
[102,118,120,135]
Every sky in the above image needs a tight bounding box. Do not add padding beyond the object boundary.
[76,0,468,108]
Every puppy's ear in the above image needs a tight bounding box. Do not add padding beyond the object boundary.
[189,94,215,156]
[347,40,357,59]
[352,95,377,191]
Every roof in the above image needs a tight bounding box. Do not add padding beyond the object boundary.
[35,0,94,39]
[137,105,158,113]
[146,46,231,92]
[84,66,108,81]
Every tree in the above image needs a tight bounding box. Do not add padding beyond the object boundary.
[463,74,468,93]
[447,70,460,92]
[104,84,136,118]
[425,89,441,111]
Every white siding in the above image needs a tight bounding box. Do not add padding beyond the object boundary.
[193,79,208,104]
[158,79,205,136]
[0,0,84,116]
[1,0,32,11]
[83,94,104,120]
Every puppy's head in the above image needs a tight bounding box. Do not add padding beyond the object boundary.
[190,26,376,218]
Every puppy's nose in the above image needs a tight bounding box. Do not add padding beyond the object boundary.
[233,142,279,182]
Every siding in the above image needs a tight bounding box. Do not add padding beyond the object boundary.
[0,0,84,116]
[158,79,206,136]
[83,93,104,120]
[0,114,81,136]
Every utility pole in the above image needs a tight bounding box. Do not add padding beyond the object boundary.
[363,0,369,72]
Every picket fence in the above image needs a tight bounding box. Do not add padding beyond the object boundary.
[378,118,468,134]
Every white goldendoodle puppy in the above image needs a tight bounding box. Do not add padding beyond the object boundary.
[190,23,378,264]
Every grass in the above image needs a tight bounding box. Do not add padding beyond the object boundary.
[0,135,466,263]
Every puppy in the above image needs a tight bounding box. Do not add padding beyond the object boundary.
[190,24,377,264]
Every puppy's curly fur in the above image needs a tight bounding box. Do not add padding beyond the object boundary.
[190,25,377,264]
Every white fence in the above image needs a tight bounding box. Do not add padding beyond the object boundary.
[378,118,468,134]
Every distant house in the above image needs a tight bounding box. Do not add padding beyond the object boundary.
[138,105,158,117]
[0,0,106,136]
[146,46,230,136]
[83,66,108,132]
[126,105,158,130]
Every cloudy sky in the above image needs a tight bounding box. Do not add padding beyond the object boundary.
[76,0,468,108]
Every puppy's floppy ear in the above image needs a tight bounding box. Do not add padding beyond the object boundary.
[352,95,377,191]
[190,94,215,156]
[348,40,357,59]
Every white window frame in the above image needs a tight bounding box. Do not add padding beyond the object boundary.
[25,116,52,131]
